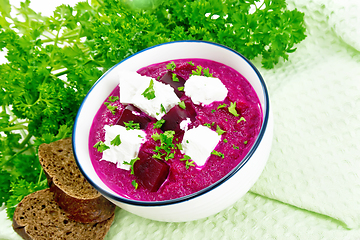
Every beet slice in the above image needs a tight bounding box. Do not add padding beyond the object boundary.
[116,104,151,129]
[160,99,197,134]
[158,71,186,98]
[133,151,169,192]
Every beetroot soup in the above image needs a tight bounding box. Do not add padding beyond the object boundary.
[89,59,262,201]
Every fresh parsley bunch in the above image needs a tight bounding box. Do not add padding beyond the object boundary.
[0,0,306,219]
[92,0,306,69]
[0,0,102,218]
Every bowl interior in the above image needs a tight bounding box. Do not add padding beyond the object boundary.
[73,40,268,204]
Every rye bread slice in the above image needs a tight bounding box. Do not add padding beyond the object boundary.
[38,138,115,223]
[13,189,115,240]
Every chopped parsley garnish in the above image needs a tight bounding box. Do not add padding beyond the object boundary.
[138,135,143,138]
[108,96,119,102]
[151,132,161,141]
[217,103,227,109]
[93,141,110,153]
[188,61,195,66]
[237,117,246,123]
[176,143,183,150]
[190,65,213,77]
[110,134,121,146]
[104,102,117,115]
[223,139,228,143]
[152,130,176,161]
[191,65,203,76]
[216,125,226,135]
[180,155,190,161]
[233,144,240,150]
[131,180,138,190]
[153,119,165,129]
[244,141,248,144]
[178,86,184,91]
[172,73,179,82]
[204,123,211,128]
[123,157,139,175]
[166,61,176,71]
[185,160,195,169]
[203,68,213,77]
[180,155,195,169]
[178,101,186,109]
[160,104,166,113]
[211,109,216,113]
[211,150,225,158]
[167,152,175,160]
[142,79,156,100]
[228,102,240,117]
[124,121,140,130]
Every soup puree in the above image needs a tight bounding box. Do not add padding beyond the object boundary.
[89,59,262,201]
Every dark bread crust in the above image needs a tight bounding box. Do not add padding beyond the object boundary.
[38,138,116,223]
[48,180,115,223]
[12,189,115,240]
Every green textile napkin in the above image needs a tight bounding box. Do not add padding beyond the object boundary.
[251,0,360,230]
[1,0,360,239]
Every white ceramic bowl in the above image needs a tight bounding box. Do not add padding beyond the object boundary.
[73,40,273,222]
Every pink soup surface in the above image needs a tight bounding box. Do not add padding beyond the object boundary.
[89,58,262,201]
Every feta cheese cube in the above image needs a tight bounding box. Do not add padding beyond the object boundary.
[184,75,228,105]
[102,125,146,170]
[181,125,221,167]
[118,71,180,120]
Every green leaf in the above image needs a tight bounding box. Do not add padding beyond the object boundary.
[111,134,121,146]
[131,179,138,189]
[217,103,227,109]
[172,73,179,82]
[154,119,165,129]
[216,125,226,135]
[228,102,239,117]
[180,155,194,169]
[124,121,140,130]
[166,61,176,71]
[178,101,186,109]
[93,141,110,153]
[160,104,166,113]
[211,150,224,158]
[152,130,175,161]
[104,102,117,115]
[180,155,191,161]
[151,132,161,141]
[123,0,164,10]
[123,157,139,175]
[191,65,203,76]
[0,170,11,206]
[237,117,246,123]
[185,160,195,169]
[6,178,47,219]
[142,79,156,100]
[0,0,10,18]
[108,96,119,102]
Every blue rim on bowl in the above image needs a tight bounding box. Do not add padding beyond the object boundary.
[72,40,270,207]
